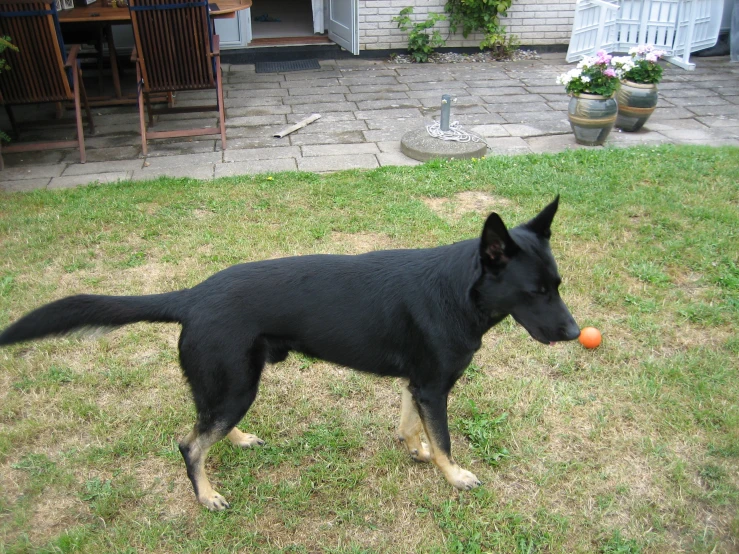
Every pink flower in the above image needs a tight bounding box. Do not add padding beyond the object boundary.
[595,49,612,65]
[604,68,616,77]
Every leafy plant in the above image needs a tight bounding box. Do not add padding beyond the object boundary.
[0,36,17,143]
[393,7,447,63]
[444,0,516,54]
[557,50,621,97]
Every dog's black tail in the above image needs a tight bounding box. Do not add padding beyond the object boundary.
[0,292,187,346]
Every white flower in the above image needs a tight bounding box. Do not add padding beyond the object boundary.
[581,76,591,83]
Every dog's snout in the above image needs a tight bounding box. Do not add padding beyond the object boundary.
[562,321,581,341]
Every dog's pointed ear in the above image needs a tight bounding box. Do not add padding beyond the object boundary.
[480,212,519,269]
[525,195,559,239]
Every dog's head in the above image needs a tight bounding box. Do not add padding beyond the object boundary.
[475,196,580,345]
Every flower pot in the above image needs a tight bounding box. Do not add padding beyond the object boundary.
[567,93,618,146]
[615,80,658,132]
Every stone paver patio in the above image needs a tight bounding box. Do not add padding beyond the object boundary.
[1,52,738,191]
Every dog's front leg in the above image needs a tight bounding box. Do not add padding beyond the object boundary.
[414,389,481,490]
[397,385,431,463]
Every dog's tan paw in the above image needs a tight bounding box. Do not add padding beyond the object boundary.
[232,433,265,449]
[409,444,432,463]
[448,467,481,490]
[199,490,230,511]
[227,428,265,449]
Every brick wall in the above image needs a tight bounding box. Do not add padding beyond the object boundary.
[357,0,577,51]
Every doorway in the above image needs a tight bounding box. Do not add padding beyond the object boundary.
[250,0,319,40]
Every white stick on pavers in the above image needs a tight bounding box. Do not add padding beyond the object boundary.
[274,114,321,138]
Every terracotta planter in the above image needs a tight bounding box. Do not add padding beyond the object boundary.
[615,80,659,132]
[567,93,618,146]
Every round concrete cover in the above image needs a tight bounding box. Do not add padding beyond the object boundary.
[400,127,488,162]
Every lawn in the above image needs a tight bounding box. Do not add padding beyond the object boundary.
[0,144,737,553]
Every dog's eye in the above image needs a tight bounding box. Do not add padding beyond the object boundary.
[538,286,547,295]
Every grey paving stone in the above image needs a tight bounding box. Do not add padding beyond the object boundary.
[694,115,739,127]
[504,123,563,137]
[1,178,51,192]
[288,131,367,146]
[486,102,553,113]
[377,151,423,167]
[133,166,215,181]
[215,158,297,177]
[225,146,301,162]
[287,112,360,123]
[365,118,427,131]
[225,106,292,117]
[62,146,141,163]
[301,143,380,157]
[345,91,411,102]
[143,152,222,168]
[225,82,283,91]
[469,124,511,137]
[282,93,349,106]
[356,99,422,110]
[524,134,589,153]
[484,137,534,155]
[685,104,739,117]
[0,150,65,168]
[355,108,424,120]
[1,163,64,180]
[453,113,508,125]
[348,84,410,94]
[282,86,350,96]
[647,119,710,131]
[142,140,217,157]
[363,128,410,141]
[226,97,286,108]
[339,76,400,87]
[478,93,547,105]
[297,153,378,172]
[228,115,288,127]
[417,96,485,109]
[281,78,345,90]
[48,171,132,189]
[657,128,716,141]
[289,102,357,114]
[61,159,143,176]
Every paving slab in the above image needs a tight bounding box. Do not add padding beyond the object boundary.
[297,154,379,172]
[2,54,739,190]
[215,158,297,177]
[48,171,132,189]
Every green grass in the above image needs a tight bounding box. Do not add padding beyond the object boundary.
[0,144,738,553]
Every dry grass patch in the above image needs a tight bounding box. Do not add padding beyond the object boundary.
[424,190,513,221]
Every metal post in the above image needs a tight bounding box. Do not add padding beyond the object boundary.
[440,94,451,132]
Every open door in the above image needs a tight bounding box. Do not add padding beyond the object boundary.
[328,0,358,54]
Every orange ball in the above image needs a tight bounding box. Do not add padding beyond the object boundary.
[578,327,602,349]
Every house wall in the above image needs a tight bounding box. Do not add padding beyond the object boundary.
[358,0,578,51]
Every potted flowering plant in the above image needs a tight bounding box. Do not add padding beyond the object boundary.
[556,50,620,146]
[612,45,667,131]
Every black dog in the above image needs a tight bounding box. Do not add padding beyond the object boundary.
[0,196,580,510]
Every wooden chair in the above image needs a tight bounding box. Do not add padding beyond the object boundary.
[0,0,94,169]
[128,0,226,155]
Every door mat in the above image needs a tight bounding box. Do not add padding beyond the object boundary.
[254,59,321,73]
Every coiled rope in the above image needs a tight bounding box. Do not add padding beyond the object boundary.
[426,121,484,143]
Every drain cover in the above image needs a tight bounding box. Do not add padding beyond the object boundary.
[255,59,321,73]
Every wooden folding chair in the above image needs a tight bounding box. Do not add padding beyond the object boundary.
[0,0,94,169]
[128,0,226,155]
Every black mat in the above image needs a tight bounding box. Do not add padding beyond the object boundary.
[254,59,321,73]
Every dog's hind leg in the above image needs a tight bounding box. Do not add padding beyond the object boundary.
[178,334,265,510]
[412,387,481,491]
[397,384,431,463]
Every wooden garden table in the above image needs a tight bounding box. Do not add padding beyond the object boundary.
[57,0,252,103]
